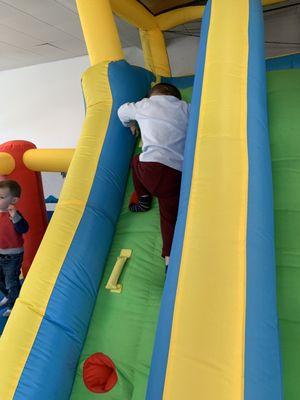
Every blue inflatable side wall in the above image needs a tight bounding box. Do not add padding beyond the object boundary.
[13,61,154,400]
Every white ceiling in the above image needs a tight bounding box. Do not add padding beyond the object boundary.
[0,0,85,70]
[0,0,299,71]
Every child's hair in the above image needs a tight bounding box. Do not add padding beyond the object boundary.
[149,83,182,100]
[0,180,21,197]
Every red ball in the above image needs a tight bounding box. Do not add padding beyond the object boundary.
[83,352,118,393]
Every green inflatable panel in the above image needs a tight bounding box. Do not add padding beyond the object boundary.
[268,69,300,400]
[70,149,165,400]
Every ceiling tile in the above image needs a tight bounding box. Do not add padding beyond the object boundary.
[54,18,84,40]
[53,0,78,14]
[50,37,86,53]
[29,42,69,57]
[0,2,19,20]
[0,0,81,34]
[2,13,77,42]
[0,24,43,47]
[0,41,44,62]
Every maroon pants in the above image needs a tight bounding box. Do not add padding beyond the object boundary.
[131,155,182,257]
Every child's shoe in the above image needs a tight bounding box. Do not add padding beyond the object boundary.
[2,308,11,317]
[129,192,152,212]
[0,297,8,307]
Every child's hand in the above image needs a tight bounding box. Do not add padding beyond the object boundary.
[128,121,140,138]
[8,205,17,219]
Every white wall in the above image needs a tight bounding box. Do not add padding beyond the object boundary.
[168,36,199,76]
[124,39,199,76]
[0,55,90,199]
[0,48,145,198]
[0,55,90,148]
[0,46,146,148]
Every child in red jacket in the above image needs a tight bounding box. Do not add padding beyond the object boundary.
[0,180,29,317]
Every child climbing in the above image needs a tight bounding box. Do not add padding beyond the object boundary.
[118,83,190,270]
[0,180,29,317]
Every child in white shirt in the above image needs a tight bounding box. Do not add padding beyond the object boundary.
[118,83,189,270]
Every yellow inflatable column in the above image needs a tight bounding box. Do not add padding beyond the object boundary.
[110,0,170,77]
[76,0,123,65]
[140,28,171,77]
[163,0,249,398]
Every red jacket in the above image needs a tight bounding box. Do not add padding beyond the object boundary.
[0,212,29,251]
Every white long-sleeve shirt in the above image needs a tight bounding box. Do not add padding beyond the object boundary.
[117,95,189,171]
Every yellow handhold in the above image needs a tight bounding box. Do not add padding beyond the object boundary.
[105,249,132,293]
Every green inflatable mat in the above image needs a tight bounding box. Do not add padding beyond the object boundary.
[268,68,300,400]
[70,149,165,400]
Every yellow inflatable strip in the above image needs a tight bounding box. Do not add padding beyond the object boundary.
[156,6,205,31]
[0,62,113,399]
[163,1,249,399]
[140,28,171,77]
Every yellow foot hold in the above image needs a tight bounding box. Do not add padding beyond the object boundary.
[105,249,132,293]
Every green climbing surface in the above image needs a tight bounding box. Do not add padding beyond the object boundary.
[70,149,165,400]
[268,68,300,400]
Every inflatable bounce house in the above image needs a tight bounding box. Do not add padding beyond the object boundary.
[0,0,300,399]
